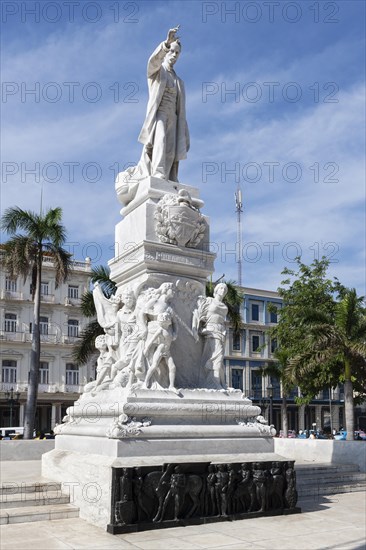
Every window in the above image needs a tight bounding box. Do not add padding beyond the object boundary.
[251,304,259,321]
[322,388,330,400]
[252,335,260,352]
[251,370,262,398]
[4,313,17,332]
[270,311,278,323]
[67,319,79,337]
[68,285,79,299]
[41,282,49,295]
[40,316,49,336]
[232,369,243,390]
[66,363,79,385]
[270,376,281,398]
[270,338,277,354]
[5,278,17,292]
[232,331,241,351]
[39,362,49,385]
[2,360,17,384]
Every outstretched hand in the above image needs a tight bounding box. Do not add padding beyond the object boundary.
[166,25,180,46]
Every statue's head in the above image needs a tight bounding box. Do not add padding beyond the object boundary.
[157,311,172,326]
[120,287,136,309]
[165,40,181,67]
[160,282,174,298]
[95,334,106,350]
[214,283,228,301]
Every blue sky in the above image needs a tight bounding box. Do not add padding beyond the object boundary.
[1,0,365,294]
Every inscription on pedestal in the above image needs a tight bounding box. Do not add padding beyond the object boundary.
[155,250,207,268]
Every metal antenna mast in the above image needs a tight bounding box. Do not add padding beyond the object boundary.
[235,187,243,286]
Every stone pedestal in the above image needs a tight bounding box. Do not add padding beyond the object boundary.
[109,176,214,290]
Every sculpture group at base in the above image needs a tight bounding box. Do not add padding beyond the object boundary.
[86,280,229,394]
[109,461,299,533]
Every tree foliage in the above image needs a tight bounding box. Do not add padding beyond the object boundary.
[269,258,340,399]
[270,257,366,440]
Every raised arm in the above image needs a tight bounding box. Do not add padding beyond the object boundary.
[147,26,180,78]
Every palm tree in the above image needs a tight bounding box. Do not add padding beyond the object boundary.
[73,266,117,365]
[288,289,366,441]
[1,206,72,439]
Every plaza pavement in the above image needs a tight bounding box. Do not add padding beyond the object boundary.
[0,461,365,550]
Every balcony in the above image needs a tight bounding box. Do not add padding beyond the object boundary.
[40,294,55,304]
[0,331,26,343]
[0,383,26,393]
[61,384,83,393]
[0,329,64,345]
[38,384,59,393]
[62,335,80,345]
[64,297,81,307]
[0,290,24,301]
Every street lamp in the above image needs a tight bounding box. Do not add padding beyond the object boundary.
[5,388,20,427]
[267,384,274,426]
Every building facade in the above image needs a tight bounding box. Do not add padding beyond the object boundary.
[224,287,347,434]
[0,253,93,432]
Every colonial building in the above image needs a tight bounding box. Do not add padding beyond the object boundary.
[224,287,346,434]
[0,253,93,432]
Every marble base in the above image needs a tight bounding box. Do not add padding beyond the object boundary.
[53,387,275,441]
[42,447,293,529]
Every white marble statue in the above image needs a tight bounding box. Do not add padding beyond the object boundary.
[116,26,190,205]
[111,288,146,387]
[192,283,229,389]
[144,310,179,393]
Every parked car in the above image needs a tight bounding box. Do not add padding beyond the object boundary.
[334,430,347,440]
[354,430,366,440]
[279,430,297,438]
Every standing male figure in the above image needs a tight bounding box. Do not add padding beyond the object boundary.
[116,26,190,204]
[139,25,190,182]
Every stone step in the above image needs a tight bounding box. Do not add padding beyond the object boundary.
[0,490,70,509]
[0,481,62,495]
[296,472,366,484]
[299,482,366,498]
[295,463,359,473]
[294,463,366,498]
[0,503,79,525]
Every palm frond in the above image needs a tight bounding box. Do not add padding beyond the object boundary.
[42,244,72,287]
[72,320,103,365]
[1,207,40,235]
[2,236,36,280]
[91,265,117,298]
[80,290,97,317]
